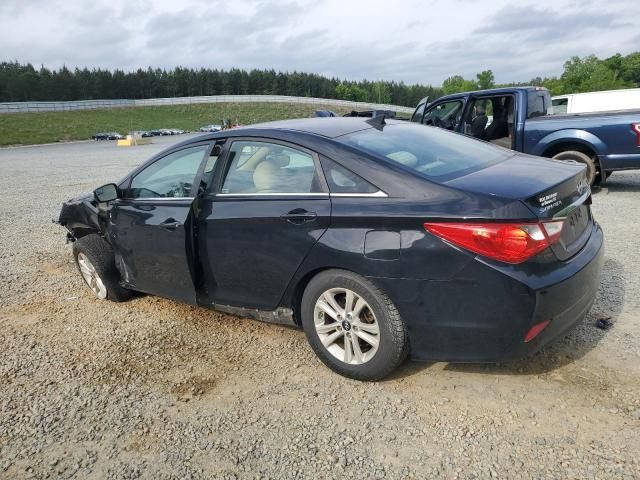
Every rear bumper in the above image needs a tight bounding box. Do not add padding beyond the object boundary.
[501,224,604,359]
[369,222,604,362]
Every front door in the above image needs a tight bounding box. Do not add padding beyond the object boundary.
[108,143,212,303]
[197,138,331,310]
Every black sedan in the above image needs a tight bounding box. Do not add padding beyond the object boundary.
[58,118,604,380]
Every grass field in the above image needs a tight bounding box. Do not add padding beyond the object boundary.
[0,102,356,146]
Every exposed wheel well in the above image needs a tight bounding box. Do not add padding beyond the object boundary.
[290,267,356,326]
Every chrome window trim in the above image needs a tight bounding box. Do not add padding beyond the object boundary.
[330,191,388,198]
[216,192,329,197]
[214,191,388,198]
[122,196,194,202]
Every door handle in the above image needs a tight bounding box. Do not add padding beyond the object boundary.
[280,209,317,224]
[160,218,182,230]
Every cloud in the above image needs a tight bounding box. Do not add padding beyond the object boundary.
[0,0,637,85]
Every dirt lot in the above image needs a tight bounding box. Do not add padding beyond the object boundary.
[1,136,639,479]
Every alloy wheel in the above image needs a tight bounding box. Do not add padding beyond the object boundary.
[77,252,107,299]
[314,288,380,365]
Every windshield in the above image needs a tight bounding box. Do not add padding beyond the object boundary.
[338,123,513,181]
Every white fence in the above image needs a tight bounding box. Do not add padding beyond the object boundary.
[0,95,414,114]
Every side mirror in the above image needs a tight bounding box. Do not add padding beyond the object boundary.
[94,183,119,203]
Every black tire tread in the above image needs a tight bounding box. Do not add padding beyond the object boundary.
[301,269,409,381]
[72,234,133,302]
[552,150,597,185]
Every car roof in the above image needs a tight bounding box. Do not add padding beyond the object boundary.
[235,117,377,138]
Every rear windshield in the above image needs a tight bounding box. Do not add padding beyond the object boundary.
[338,123,513,181]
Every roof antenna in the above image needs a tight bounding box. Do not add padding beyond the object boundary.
[366,113,386,131]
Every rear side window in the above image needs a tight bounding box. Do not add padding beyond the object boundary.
[338,123,513,181]
[528,90,551,118]
[320,157,378,193]
[551,98,568,114]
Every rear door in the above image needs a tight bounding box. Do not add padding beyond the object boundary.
[108,143,213,303]
[197,138,331,310]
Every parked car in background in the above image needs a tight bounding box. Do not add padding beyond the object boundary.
[59,118,603,381]
[412,87,640,184]
[552,88,640,114]
[344,110,397,119]
[200,124,222,132]
[129,131,154,139]
[92,132,124,141]
[314,110,338,117]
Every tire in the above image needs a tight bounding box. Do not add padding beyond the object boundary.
[72,234,133,302]
[301,269,409,381]
[594,170,612,185]
[552,150,597,185]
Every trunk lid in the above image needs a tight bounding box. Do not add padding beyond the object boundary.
[445,153,593,261]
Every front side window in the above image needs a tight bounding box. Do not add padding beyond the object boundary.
[411,101,427,123]
[222,141,322,194]
[129,145,208,198]
[422,100,463,130]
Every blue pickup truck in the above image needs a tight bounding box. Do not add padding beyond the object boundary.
[411,87,640,184]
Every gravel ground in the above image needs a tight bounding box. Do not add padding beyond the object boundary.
[1,137,639,479]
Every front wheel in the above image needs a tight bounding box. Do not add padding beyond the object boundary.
[552,150,597,185]
[72,234,133,302]
[301,269,409,381]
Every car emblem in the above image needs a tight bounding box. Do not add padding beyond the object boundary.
[576,178,590,196]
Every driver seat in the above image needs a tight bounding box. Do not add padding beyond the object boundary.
[470,105,488,138]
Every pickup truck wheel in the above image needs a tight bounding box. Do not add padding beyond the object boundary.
[301,269,409,381]
[552,150,596,185]
[72,234,133,302]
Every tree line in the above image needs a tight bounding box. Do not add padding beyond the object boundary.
[1,52,639,107]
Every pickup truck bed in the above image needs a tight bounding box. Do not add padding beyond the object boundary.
[525,109,640,173]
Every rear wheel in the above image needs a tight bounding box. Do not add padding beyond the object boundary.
[301,269,409,381]
[552,150,597,185]
[72,234,133,302]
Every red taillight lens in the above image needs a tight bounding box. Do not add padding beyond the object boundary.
[424,221,563,264]
[524,320,551,343]
[633,123,640,146]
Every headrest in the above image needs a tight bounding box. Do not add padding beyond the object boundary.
[387,151,418,168]
[266,153,290,167]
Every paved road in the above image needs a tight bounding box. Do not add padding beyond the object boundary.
[1,138,639,479]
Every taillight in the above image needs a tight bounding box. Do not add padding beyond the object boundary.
[424,221,564,264]
[633,123,640,146]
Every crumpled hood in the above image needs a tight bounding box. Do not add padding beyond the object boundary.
[57,192,101,235]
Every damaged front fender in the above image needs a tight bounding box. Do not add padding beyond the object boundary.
[57,192,104,240]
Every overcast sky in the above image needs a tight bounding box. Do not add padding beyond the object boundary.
[1,0,637,85]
